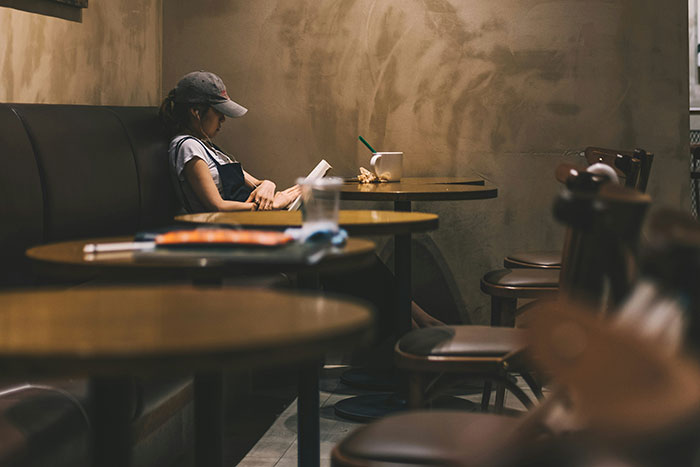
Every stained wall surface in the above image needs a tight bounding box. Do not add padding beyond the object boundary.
[165,0,688,324]
[0,1,161,105]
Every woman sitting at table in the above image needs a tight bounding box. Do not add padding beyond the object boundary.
[159,70,300,213]
[159,71,443,329]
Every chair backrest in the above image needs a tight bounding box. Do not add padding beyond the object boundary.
[583,146,653,192]
[553,164,651,308]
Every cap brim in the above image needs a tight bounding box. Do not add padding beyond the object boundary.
[212,99,248,118]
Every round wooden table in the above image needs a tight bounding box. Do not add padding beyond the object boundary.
[175,209,443,397]
[340,178,497,205]
[345,176,486,185]
[335,178,498,421]
[25,236,376,466]
[175,209,439,236]
[26,235,376,282]
[0,286,373,467]
[338,179,497,335]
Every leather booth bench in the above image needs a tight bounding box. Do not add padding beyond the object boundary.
[0,103,192,466]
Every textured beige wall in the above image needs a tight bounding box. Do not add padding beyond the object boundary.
[0,1,161,105]
[164,0,689,324]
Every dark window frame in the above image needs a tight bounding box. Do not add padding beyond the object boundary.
[0,0,87,22]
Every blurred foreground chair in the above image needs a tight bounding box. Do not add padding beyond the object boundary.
[395,170,651,412]
[504,147,653,270]
[332,209,700,467]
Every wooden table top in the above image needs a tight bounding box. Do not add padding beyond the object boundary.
[346,176,486,185]
[26,236,376,282]
[175,210,439,236]
[0,286,373,377]
[339,180,498,202]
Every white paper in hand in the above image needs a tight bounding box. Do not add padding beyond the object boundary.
[287,159,333,211]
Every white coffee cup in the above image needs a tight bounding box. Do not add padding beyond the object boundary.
[370,152,403,182]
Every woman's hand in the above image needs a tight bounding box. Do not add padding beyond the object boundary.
[272,185,302,210]
[250,180,276,210]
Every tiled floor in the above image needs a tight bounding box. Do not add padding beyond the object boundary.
[238,365,537,466]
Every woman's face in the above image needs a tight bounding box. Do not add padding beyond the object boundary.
[196,107,226,139]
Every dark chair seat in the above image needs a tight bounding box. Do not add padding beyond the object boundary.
[503,250,561,269]
[397,325,525,361]
[480,268,559,299]
[331,410,518,467]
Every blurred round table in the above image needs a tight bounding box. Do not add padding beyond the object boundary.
[26,235,376,283]
[0,286,373,467]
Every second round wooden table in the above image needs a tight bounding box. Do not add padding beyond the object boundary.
[0,286,373,467]
[175,209,439,236]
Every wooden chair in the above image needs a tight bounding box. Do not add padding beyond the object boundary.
[482,157,653,330]
[331,205,700,467]
[395,170,651,412]
[504,147,653,270]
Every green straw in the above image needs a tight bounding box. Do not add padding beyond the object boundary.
[358,136,376,153]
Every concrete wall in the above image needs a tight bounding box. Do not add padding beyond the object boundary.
[0,1,161,105]
[165,0,689,324]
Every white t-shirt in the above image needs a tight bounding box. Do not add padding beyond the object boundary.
[168,135,238,212]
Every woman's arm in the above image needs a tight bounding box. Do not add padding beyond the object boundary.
[243,169,276,210]
[183,159,257,211]
[272,185,302,210]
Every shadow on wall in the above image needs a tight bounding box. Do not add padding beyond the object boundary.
[381,233,469,325]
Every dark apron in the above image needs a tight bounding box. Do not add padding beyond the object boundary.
[175,136,253,204]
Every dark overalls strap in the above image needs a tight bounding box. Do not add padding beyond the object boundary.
[171,136,196,213]
[174,136,253,204]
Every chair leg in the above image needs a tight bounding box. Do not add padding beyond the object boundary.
[481,380,492,411]
[407,372,426,409]
[491,296,517,327]
[494,384,506,413]
[521,372,544,400]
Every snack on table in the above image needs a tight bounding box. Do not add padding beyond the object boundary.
[357,167,388,184]
[155,229,294,247]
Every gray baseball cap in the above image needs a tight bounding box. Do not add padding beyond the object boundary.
[173,71,248,118]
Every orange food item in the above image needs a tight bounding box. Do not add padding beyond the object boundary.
[155,229,293,247]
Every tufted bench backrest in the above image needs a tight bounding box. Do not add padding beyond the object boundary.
[0,104,177,286]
